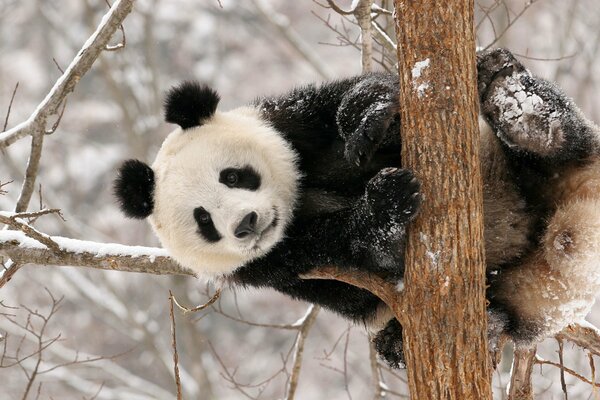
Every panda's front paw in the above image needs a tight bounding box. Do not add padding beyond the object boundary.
[337,75,400,167]
[365,168,421,226]
[342,104,400,167]
[373,318,405,369]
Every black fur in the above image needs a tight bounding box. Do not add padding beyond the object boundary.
[373,319,405,369]
[219,166,261,191]
[164,81,220,129]
[194,207,222,243]
[114,159,155,219]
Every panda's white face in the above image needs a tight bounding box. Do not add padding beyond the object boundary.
[149,107,300,277]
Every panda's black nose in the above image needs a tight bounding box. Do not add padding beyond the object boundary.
[234,212,258,239]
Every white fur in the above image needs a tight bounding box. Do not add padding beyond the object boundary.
[150,107,300,277]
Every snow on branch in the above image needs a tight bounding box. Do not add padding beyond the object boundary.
[0,230,193,279]
[0,0,135,149]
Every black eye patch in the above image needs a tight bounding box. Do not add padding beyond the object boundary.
[193,207,222,243]
[219,166,261,191]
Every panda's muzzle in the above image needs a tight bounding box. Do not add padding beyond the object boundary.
[234,212,258,239]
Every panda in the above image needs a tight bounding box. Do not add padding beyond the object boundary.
[114,48,600,368]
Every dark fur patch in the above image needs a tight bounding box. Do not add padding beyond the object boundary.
[219,166,261,191]
[114,160,155,219]
[164,81,220,129]
[194,207,222,243]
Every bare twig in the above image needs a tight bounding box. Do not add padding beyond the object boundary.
[507,347,537,400]
[535,357,600,388]
[169,291,183,400]
[0,211,62,253]
[355,0,373,72]
[556,322,600,356]
[0,181,13,196]
[2,82,19,132]
[285,305,319,400]
[324,0,356,15]
[368,338,384,400]
[557,338,569,399]
[172,288,222,314]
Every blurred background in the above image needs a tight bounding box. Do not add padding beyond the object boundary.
[1,0,600,398]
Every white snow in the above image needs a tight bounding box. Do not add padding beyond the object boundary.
[411,59,430,79]
[411,59,431,98]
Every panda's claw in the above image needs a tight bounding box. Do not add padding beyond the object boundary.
[365,168,421,226]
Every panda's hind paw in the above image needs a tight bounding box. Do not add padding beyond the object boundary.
[373,319,406,369]
[477,48,527,100]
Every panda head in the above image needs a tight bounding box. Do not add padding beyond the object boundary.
[114,81,300,277]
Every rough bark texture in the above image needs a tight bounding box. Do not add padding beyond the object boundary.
[393,1,492,398]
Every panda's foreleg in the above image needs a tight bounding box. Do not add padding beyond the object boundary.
[336,73,400,167]
[478,48,600,162]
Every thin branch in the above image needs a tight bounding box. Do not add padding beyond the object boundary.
[0,211,64,253]
[2,82,19,132]
[368,338,384,400]
[355,0,373,72]
[172,288,222,314]
[324,0,357,15]
[557,338,569,399]
[169,291,183,400]
[535,357,600,388]
[285,305,319,400]
[507,347,537,400]
[0,181,13,196]
[557,321,600,356]
[103,0,127,51]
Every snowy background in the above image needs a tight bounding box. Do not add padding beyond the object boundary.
[1,0,600,398]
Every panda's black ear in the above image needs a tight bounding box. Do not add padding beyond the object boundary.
[164,81,220,130]
[114,159,155,219]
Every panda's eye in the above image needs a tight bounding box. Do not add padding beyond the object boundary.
[194,207,211,225]
[219,167,261,191]
[198,213,211,224]
[226,171,238,185]
[193,207,222,243]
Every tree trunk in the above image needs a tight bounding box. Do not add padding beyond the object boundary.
[393,1,492,398]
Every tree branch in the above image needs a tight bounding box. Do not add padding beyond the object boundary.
[0,230,193,280]
[557,321,600,356]
[300,266,401,314]
[507,347,536,400]
[285,305,320,400]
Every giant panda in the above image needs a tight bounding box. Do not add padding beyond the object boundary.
[114,48,600,367]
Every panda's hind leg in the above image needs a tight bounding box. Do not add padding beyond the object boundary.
[477,48,600,162]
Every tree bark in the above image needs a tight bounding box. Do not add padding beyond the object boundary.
[393,1,492,398]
